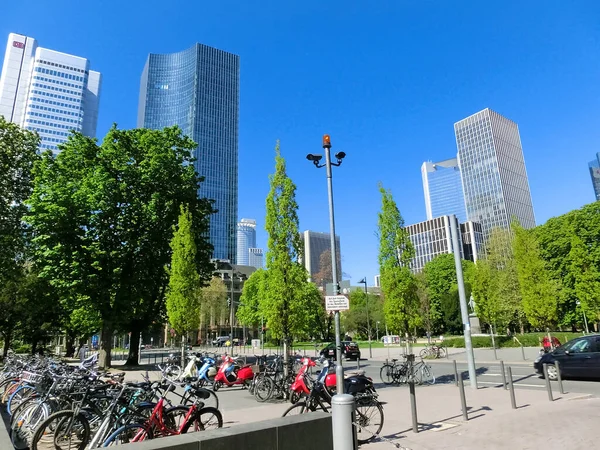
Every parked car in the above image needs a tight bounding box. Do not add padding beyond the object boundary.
[320,341,361,361]
[213,336,230,347]
[534,334,600,380]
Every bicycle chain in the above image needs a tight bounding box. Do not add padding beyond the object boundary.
[352,420,412,450]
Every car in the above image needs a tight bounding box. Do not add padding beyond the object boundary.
[320,341,361,361]
[212,336,230,347]
[534,334,600,380]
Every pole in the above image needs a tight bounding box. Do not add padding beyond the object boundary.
[331,394,357,450]
[457,372,468,421]
[385,323,390,360]
[583,310,589,334]
[499,360,507,390]
[409,380,418,433]
[490,324,497,360]
[453,360,459,386]
[543,364,554,401]
[261,316,264,355]
[363,280,372,359]
[555,361,565,395]
[449,215,477,389]
[230,269,234,345]
[507,366,517,409]
[325,142,344,395]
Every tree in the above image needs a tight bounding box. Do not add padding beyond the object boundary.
[512,220,559,329]
[26,126,214,367]
[377,184,419,334]
[343,289,384,339]
[569,234,600,325]
[166,205,202,351]
[200,276,229,336]
[237,269,267,327]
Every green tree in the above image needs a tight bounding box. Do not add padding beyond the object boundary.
[166,205,202,349]
[342,289,384,339]
[569,234,600,325]
[26,126,214,367]
[200,276,229,336]
[237,269,267,327]
[377,184,419,334]
[512,220,558,328]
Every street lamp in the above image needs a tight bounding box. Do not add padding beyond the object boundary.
[357,278,372,359]
[307,134,346,395]
[576,301,589,334]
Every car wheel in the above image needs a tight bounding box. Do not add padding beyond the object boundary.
[545,364,559,381]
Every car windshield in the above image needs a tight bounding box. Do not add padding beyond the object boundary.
[556,338,591,353]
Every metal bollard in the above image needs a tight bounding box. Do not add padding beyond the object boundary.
[357,356,360,370]
[458,372,468,421]
[507,366,517,409]
[409,381,418,433]
[555,361,565,395]
[499,360,507,390]
[331,394,357,450]
[453,360,459,387]
[542,364,554,402]
[520,344,526,361]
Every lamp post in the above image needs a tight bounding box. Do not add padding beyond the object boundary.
[376,321,380,342]
[576,301,590,334]
[307,134,346,395]
[358,278,372,359]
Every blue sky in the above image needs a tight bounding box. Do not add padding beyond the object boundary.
[2,1,600,285]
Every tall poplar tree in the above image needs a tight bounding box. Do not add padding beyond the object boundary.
[377,184,419,334]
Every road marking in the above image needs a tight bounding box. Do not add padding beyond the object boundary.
[478,381,545,388]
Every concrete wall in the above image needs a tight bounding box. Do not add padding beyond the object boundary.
[0,409,13,450]
[114,412,332,450]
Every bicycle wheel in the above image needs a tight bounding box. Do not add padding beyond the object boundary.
[181,406,223,433]
[1,380,20,405]
[379,364,395,385]
[0,377,18,404]
[165,365,181,381]
[254,377,274,402]
[355,399,384,444]
[420,365,435,385]
[102,423,153,446]
[436,346,446,358]
[31,410,91,450]
[282,401,310,416]
[11,401,51,450]
[419,348,430,359]
[8,385,37,416]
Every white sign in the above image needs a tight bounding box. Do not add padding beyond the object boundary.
[251,339,261,348]
[325,295,350,311]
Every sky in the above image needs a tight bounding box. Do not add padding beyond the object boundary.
[2,1,600,286]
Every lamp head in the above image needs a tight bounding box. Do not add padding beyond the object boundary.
[306,153,323,162]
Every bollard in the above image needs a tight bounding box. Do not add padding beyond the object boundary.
[507,366,517,409]
[453,360,459,386]
[521,344,526,361]
[331,394,357,450]
[409,381,418,433]
[357,356,360,370]
[458,372,468,421]
[499,361,507,390]
[542,364,554,402]
[555,361,564,395]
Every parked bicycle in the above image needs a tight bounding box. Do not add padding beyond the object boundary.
[380,355,435,385]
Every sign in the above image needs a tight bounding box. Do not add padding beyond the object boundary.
[325,295,350,311]
[13,41,24,49]
[251,339,261,348]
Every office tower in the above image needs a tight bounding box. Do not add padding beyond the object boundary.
[248,248,264,269]
[138,43,239,261]
[588,153,600,201]
[374,275,380,288]
[0,33,101,153]
[421,158,467,223]
[405,215,483,273]
[301,230,342,285]
[236,219,257,265]
[455,108,535,238]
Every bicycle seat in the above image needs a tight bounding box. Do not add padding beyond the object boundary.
[391,359,398,362]
[126,381,150,389]
[189,387,211,400]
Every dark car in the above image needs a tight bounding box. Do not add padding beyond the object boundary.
[534,335,600,380]
[320,341,361,361]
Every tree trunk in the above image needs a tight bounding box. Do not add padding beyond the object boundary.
[126,327,141,366]
[31,340,38,356]
[99,321,113,368]
[2,332,12,359]
[65,331,76,358]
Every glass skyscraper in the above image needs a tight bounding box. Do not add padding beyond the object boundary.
[421,158,467,223]
[236,219,257,266]
[455,108,535,238]
[138,43,239,262]
[588,153,600,201]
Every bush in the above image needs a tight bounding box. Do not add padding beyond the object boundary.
[14,344,32,354]
[443,332,585,348]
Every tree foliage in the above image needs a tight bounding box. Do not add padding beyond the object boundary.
[377,184,419,334]
[342,289,384,339]
[200,276,228,329]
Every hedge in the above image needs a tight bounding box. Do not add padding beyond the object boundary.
[443,332,586,348]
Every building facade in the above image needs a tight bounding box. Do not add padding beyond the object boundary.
[588,153,600,201]
[0,33,101,152]
[421,158,467,223]
[248,248,264,269]
[138,43,239,262]
[405,215,483,273]
[454,108,535,238]
[236,219,257,265]
[301,230,342,285]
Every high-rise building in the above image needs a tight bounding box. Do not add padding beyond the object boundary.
[374,275,381,288]
[0,33,101,153]
[455,108,535,238]
[421,158,467,223]
[301,231,342,285]
[138,43,239,261]
[236,219,257,265]
[405,215,483,273]
[588,153,600,201]
[248,248,264,269]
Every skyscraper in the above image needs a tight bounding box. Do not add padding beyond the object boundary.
[301,231,342,285]
[588,153,600,201]
[455,108,535,238]
[248,248,264,269]
[0,33,101,153]
[236,219,257,265]
[421,158,467,223]
[138,43,239,261]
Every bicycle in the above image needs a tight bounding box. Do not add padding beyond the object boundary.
[419,341,446,359]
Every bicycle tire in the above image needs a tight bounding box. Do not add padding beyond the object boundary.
[0,377,18,403]
[419,348,429,358]
[1,380,20,404]
[379,364,395,385]
[355,399,384,444]
[437,346,446,358]
[420,365,435,385]
[8,385,36,416]
[254,376,274,402]
[102,423,153,446]
[31,410,91,450]
[282,401,310,416]
[181,406,223,433]
[11,400,51,450]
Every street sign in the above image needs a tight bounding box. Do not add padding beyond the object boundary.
[325,295,350,311]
